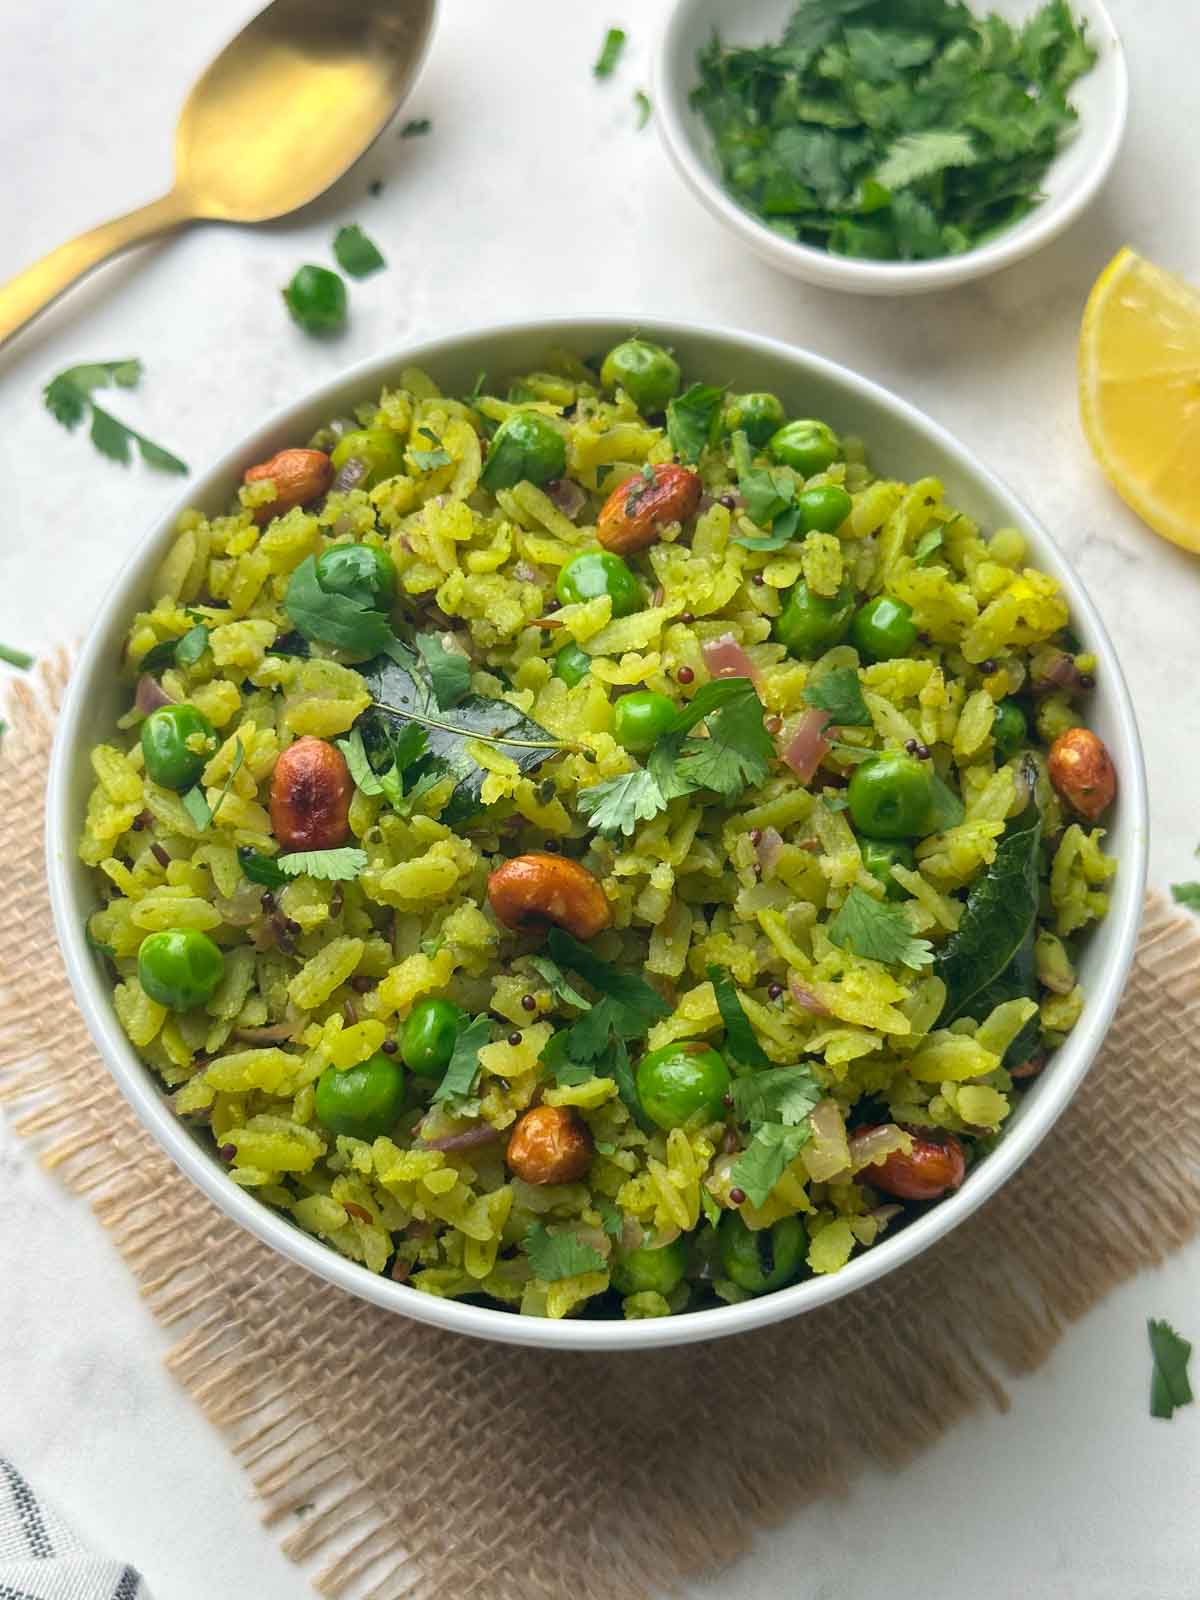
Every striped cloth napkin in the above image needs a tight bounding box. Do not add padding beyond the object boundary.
[0,1461,151,1600]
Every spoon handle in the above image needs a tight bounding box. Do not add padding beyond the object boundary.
[0,192,191,353]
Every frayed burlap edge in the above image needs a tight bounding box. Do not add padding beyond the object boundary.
[3,658,1199,1600]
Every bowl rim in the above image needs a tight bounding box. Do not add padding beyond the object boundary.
[45,313,1148,1352]
[651,0,1130,295]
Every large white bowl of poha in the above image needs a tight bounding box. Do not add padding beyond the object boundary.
[46,318,1147,1351]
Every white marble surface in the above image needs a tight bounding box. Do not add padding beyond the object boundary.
[1,1,1197,1595]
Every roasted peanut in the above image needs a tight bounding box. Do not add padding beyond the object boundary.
[506,1104,592,1185]
[269,736,353,852]
[857,1128,966,1201]
[596,463,702,555]
[1047,726,1116,821]
[487,852,611,939]
[244,448,333,525]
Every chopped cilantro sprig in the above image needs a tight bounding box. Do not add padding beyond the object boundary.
[43,360,188,474]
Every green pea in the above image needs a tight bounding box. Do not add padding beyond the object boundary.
[613,690,676,755]
[722,392,785,448]
[796,484,853,534]
[553,644,592,687]
[768,420,842,477]
[859,838,915,901]
[140,703,218,792]
[992,699,1028,761]
[314,1051,406,1140]
[556,548,642,618]
[772,579,855,660]
[719,1212,806,1295]
[283,265,347,335]
[847,751,934,840]
[315,543,396,610]
[328,427,407,488]
[599,339,681,413]
[400,997,467,1078]
[611,1237,688,1298]
[636,1042,731,1132]
[479,413,566,492]
[850,594,918,663]
[137,929,225,1012]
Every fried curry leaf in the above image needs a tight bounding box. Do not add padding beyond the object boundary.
[354,651,563,826]
[936,795,1042,1023]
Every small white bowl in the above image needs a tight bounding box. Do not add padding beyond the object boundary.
[46,317,1148,1351]
[654,0,1128,295]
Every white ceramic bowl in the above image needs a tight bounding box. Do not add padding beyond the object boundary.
[46,317,1148,1350]
[654,0,1128,296]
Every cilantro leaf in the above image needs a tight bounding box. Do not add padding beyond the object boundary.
[729,1122,813,1209]
[523,1223,607,1282]
[431,1013,491,1107]
[729,1063,822,1129]
[1148,1318,1193,1420]
[577,768,667,838]
[634,89,652,130]
[0,643,34,670]
[547,928,670,1038]
[593,27,626,78]
[731,431,796,530]
[708,966,770,1067]
[872,129,978,190]
[593,1196,624,1241]
[332,224,386,279]
[827,885,934,970]
[1170,883,1200,912]
[802,665,872,727]
[238,847,287,888]
[337,726,385,797]
[925,772,966,832]
[607,1036,649,1131]
[43,361,187,474]
[913,527,945,565]
[181,786,211,830]
[671,684,774,799]
[399,118,431,138]
[276,847,368,882]
[207,737,244,826]
[414,633,470,710]
[410,426,452,471]
[527,955,593,1012]
[284,556,402,657]
[666,383,724,464]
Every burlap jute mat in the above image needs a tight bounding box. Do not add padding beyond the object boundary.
[4,656,1199,1600]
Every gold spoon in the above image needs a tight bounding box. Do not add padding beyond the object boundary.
[0,0,436,351]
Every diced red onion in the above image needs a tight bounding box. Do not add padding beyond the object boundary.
[416,1124,503,1154]
[390,1257,412,1282]
[150,842,170,870]
[620,1214,644,1253]
[869,1204,903,1233]
[1032,651,1085,696]
[755,825,784,875]
[544,477,587,520]
[512,559,538,584]
[781,709,832,784]
[788,976,830,1016]
[697,493,715,513]
[332,456,369,494]
[702,632,758,681]
[572,1225,614,1258]
[135,674,174,716]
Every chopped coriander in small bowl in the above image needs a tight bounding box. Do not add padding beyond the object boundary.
[654,0,1128,295]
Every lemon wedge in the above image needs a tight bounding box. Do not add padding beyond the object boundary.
[1079,247,1200,552]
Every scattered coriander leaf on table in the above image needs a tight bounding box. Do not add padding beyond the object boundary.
[633,89,651,129]
[332,224,386,278]
[1148,1318,1193,1420]
[43,360,188,474]
[828,885,934,971]
[802,666,872,727]
[0,643,34,670]
[593,26,627,78]
[276,847,368,882]
[1170,883,1200,911]
[523,1222,607,1282]
[399,117,431,138]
